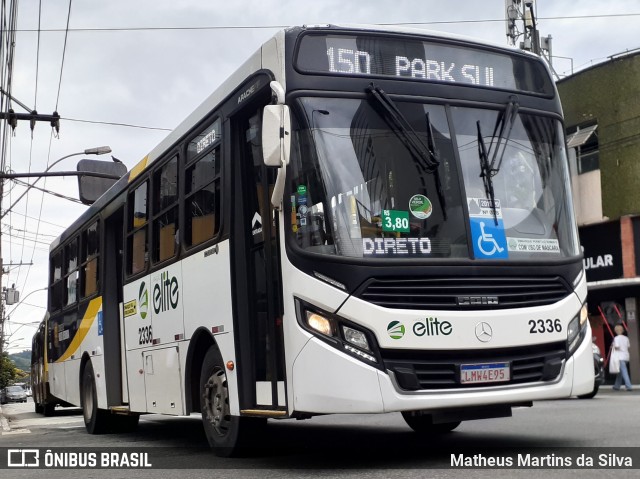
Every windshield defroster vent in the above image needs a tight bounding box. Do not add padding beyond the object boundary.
[355,276,570,310]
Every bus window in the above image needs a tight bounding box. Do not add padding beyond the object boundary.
[50,251,64,311]
[127,181,149,275]
[81,221,100,298]
[153,157,179,262]
[185,147,220,247]
[64,238,79,306]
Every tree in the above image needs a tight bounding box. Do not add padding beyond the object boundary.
[0,352,18,388]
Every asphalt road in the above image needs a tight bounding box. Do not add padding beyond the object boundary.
[1,388,639,478]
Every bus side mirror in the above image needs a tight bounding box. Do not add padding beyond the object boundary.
[262,104,291,208]
[262,104,291,167]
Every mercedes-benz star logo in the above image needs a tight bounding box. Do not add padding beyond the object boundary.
[475,322,493,342]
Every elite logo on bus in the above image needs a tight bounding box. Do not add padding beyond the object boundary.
[138,282,149,320]
[153,271,179,314]
[387,321,406,340]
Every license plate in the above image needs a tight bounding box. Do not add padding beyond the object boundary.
[460,362,510,384]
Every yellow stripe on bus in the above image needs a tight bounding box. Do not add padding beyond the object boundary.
[128,155,149,183]
[55,297,103,363]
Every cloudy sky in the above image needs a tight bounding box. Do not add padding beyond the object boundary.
[2,0,639,352]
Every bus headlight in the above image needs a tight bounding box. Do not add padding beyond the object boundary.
[296,299,382,367]
[306,311,336,337]
[567,304,588,356]
[342,325,371,351]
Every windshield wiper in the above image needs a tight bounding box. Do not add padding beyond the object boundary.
[367,83,446,217]
[488,96,519,175]
[477,121,498,225]
[367,84,439,172]
[476,96,520,225]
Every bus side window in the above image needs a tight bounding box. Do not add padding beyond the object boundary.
[127,181,149,275]
[64,238,79,307]
[50,251,64,311]
[185,147,220,247]
[152,157,179,262]
[81,221,100,298]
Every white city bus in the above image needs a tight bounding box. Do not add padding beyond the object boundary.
[38,24,593,455]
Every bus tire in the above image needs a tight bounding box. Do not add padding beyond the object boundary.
[43,402,56,417]
[578,383,598,399]
[401,411,461,434]
[81,361,108,434]
[199,346,265,457]
[111,414,140,433]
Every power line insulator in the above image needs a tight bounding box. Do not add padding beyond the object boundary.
[51,111,60,136]
[30,110,38,132]
[8,109,17,131]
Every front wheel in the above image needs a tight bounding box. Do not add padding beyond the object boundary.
[81,361,109,434]
[200,346,265,457]
[402,411,461,434]
[578,382,599,399]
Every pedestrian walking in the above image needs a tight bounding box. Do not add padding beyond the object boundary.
[611,324,633,391]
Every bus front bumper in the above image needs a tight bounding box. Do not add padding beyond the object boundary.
[291,323,594,415]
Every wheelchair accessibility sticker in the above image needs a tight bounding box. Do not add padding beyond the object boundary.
[467,198,508,259]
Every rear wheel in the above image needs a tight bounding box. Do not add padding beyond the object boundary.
[111,414,140,433]
[43,402,56,416]
[402,411,461,434]
[81,361,108,434]
[200,346,265,457]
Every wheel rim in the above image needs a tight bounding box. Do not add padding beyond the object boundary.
[203,367,230,437]
[82,372,93,423]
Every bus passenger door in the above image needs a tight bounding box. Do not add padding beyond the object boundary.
[231,98,286,413]
[103,206,125,406]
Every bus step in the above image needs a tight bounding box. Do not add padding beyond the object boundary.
[110,406,131,415]
[240,409,288,418]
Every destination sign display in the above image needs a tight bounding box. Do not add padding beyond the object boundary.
[296,33,552,95]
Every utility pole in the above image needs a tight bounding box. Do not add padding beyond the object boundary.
[505,0,557,78]
[0,1,18,361]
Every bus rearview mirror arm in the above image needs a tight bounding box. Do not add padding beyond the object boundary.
[262,82,291,208]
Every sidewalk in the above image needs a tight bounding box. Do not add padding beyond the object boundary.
[598,384,639,394]
[0,404,10,432]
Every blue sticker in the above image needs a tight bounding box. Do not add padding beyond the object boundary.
[97,311,104,336]
[470,217,508,259]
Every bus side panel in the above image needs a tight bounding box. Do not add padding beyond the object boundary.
[181,240,239,415]
[90,354,108,410]
[48,361,66,401]
[292,337,384,413]
[64,358,82,406]
[123,275,152,412]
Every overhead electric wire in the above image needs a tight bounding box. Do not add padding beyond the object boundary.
[33,0,41,109]
[61,115,171,131]
[4,12,640,33]
[11,177,84,204]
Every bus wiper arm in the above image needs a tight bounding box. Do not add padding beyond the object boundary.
[488,96,519,175]
[477,121,499,225]
[367,84,447,218]
[367,84,439,172]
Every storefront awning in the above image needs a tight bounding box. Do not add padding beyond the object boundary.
[587,277,640,304]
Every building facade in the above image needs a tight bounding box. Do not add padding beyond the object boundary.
[557,49,640,383]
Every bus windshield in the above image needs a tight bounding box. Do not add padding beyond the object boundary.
[288,96,580,260]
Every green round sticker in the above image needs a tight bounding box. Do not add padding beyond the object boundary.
[297,185,307,195]
[409,194,432,219]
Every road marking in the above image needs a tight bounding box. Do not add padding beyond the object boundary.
[2,428,31,435]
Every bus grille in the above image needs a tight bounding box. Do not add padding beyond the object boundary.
[356,276,570,310]
[382,342,566,390]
